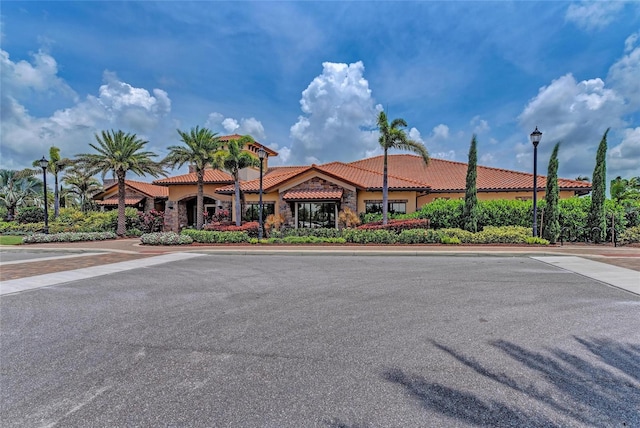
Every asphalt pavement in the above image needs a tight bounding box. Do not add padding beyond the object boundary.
[1,254,639,427]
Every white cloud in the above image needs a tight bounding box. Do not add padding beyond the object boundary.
[624,32,639,53]
[609,127,640,178]
[432,124,450,140]
[517,33,640,180]
[206,112,267,141]
[565,1,624,31]
[470,116,490,134]
[607,37,640,109]
[0,48,76,100]
[287,61,381,164]
[0,59,173,170]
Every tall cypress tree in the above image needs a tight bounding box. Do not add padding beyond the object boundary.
[588,129,609,243]
[463,135,478,232]
[543,142,560,243]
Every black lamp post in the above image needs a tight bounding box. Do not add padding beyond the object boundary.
[530,127,542,238]
[39,156,50,234]
[257,147,267,240]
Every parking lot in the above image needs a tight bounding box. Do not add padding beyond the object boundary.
[2,254,639,427]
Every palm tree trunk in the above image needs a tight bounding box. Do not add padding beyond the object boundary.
[196,171,204,230]
[54,173,60,218]
[234,174,241,226]
[382,148,389,225]
[117,171,126,236]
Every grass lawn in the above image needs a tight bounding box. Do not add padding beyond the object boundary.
[0,236,23,245]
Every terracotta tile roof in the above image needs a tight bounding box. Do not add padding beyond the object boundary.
[350,155,592,192]
[316,162,430,190]
[216,166,310,193]
[96,196,145,206]
[282,189,344,201]
[153,169,234,185]
[98,179,168,198]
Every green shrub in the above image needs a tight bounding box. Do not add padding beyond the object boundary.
[526,237,550,245]
[397,229,442,244]
[413,199,464,229]
[15,206,45,224]
[22,232,117,243]
[472,226,530,244]
[282,228,342,238]
[438,228,475,243]
[342,229,397,244]
[140,232,192,245]
[619,226,640,245]
[181,229,250,243]
[0,221,45,234]
[440,235,461,244]
[477,199,532,228]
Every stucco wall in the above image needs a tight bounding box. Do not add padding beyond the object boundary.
[357,191,418,214]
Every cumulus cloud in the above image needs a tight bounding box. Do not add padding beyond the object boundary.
[470,116,490,134]
[0,54,173,170]
[0,49,76,99]
[565,1,624,31]
[517,33,640,180]
[206,112,267,141]
[286,61,381,164]
[609,127,640,176]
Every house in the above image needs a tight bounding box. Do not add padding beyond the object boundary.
[93,179,168,212]
[153,137,592,232]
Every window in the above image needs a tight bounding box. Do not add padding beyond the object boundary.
[365,200,407,214]
[243,203,275,221]
[296,202,336,228]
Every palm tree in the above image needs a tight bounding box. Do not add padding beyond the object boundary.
[163,126,222,230]
[75,130,166,236]
[377,111,429,225]
[0,169,43,221]
[219,135,260,226]
[32,146,73,219]
[63,165,103,212]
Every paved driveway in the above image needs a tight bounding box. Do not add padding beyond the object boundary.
[2,255,639,427]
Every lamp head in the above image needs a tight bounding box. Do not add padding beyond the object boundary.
[39,156,49,169]
[530,127,542,147]
[257,147,267,160]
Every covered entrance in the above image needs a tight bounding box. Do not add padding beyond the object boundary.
[282,189,343,229]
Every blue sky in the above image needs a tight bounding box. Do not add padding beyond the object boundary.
[1,1,639,184]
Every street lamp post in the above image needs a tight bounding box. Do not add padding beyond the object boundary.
[530,127,542,238]
[39,156,50,234]
[257,147,267,240]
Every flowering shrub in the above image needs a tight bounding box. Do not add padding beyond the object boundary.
[140,232,193,245]
[137,209,164,233]
[204,221,259,237]
[211,209,230,223]
[22,232,117,243]
[357,218,430,233]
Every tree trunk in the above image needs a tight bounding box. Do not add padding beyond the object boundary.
[234,175,241,226]
[196,171,204,230]
[54,173,60,218]
[117,171,126,236]
[382,148,389,225]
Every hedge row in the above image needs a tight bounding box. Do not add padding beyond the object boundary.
[22,232,117,243]
[409,197,639,242]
